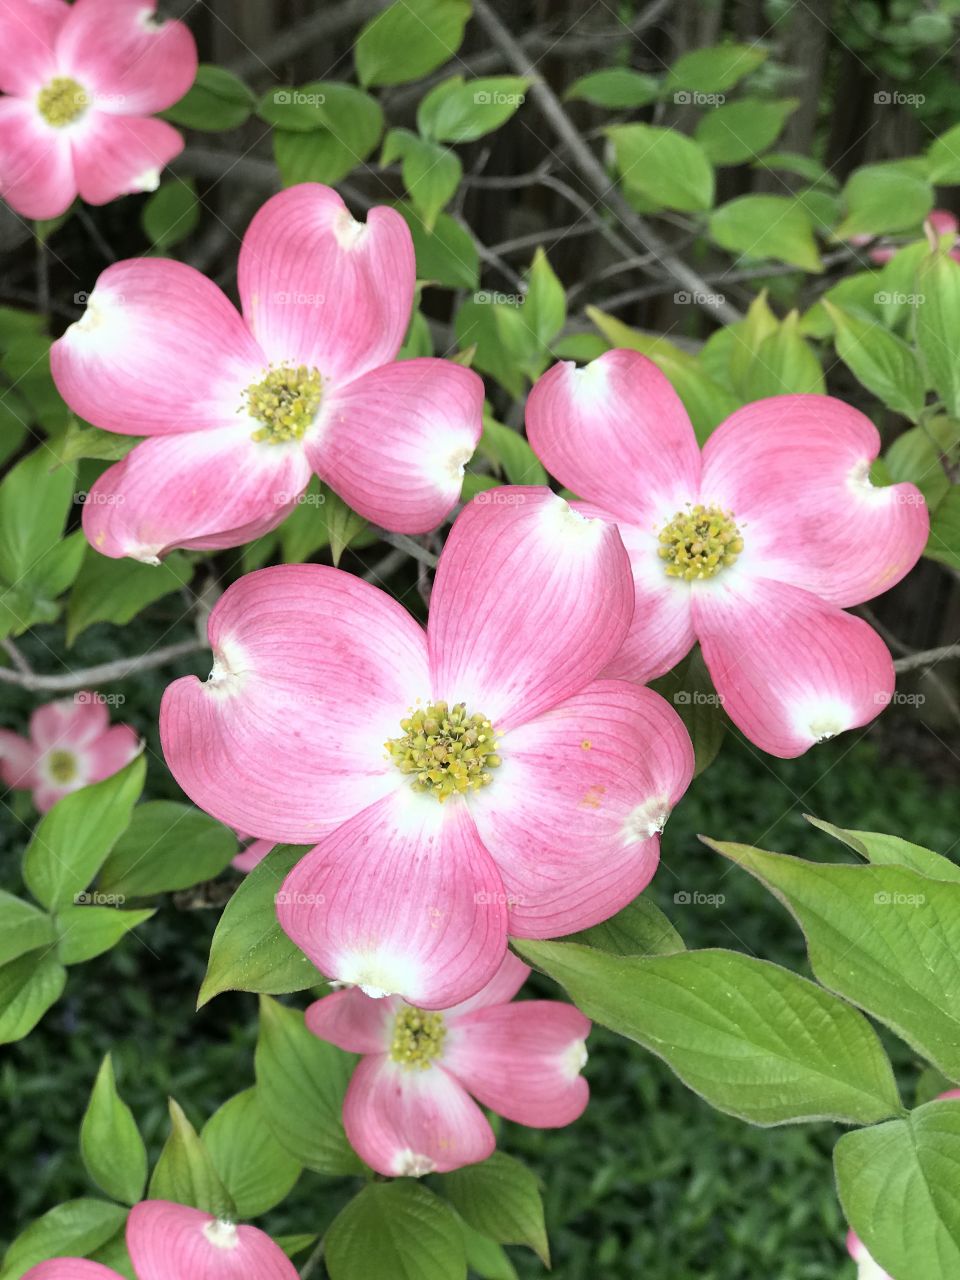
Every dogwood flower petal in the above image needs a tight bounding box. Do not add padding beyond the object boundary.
[278,791,508,1009]
[0,729,40,789]
[305,988,396,1054]
[694,576,895,758]
[308,358,483,533]
[0,97,74,219]
[22,1262,122,1280]
[84,724,140,778]
[127,1200,298,1279]
[160,565,430,843]
[846,1232,892,1280]
[343,1054,495,1176]
[525,349,702,522]
[57,0,197,115]
[701,395,928,607]
[81,426,311,561]
[31,694,108,747]
[445,1001,591,1127]
[51,260,266,435]
[444,949,530,1018]
[0,0,68,96]
[428,488,634,729]
[469,680,693,937]
[72,113,183,207]
[238,184,414,383]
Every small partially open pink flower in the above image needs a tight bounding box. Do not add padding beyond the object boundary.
[50,183,484,562]
[0,693,139,811]
[0,0,196,220]
[160,488,694,1008]
[526,351,929,758]
[308,951,589,1175]
[232,833,274,874]
[845,1088,960,1279]
[861,208,960,264]
[23,1199,298,1279]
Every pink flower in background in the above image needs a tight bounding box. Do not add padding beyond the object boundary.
[51,183,485,562]
[23,1199,298,1279]
[0,693,139,811]
[160,489,694,1009]
[862,208,960,264]
[307,952,590,1176]
[0,0,197,220]
[526,350,929,758]
[232,833,274,874]
[845,1089,960,1280]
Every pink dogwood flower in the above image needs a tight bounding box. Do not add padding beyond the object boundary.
[50,183,485,562]
[0,693,139,811]
[308,951,589,1176]
[525,351,929,758]
[160,488,694,1008]
[845,1088,960,1279]
[858,208,960,265]
[23,1199,298,1279]
[0,0,197,220]
[232,833,274,874]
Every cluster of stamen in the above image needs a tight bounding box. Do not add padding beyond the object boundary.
[38,77,88,127]
[244,364,322,444]
[658,503,743,581]
[386,701,501,802]
[390,1006,446,1070]
[47,750,78,783]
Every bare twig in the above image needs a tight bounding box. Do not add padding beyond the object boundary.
[0,639,204,693]
[374,531,439,568]
[471,0,742,325]
[893,645,960,673]
[2,638,33,675]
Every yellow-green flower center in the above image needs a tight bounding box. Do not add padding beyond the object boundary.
[390,1006,446,1070]
[245,364,322,444]
[658,503,743,581]
[386,700,501,802]
[48,750,78,784]
[38,77,89,127]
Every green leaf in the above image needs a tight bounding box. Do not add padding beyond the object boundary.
[524,247,566,351]
[460,1222,518,1280]
[755,150,836,185]
[709,195,822,271]
[835,1099,960,1280]
[0,948,66,1044]
[743,311,825,397]
[666,43,767,93]
[709,840,960,1080]
[476,415,547,485]
[418,75,529,144]
[566,896,685,957]
[927,486,960,571]
[565,68,660,108]
[202,1088,301,1218]
[454,298,532,397]
[97,801,237,899]
[883,418,958,510]
[836,163,934,238]
[1,1199,128,1280]
[805,816,960,883]
[441,1154,549,1264]
[55,418,140,466]
[398,203,479,289]
[355,0,470,87]
[586,308,739,443]
[326,1182,466,1280]
[381,128,461,231]
[80,1055,148,1205]
[0,447,75,586]
[324,488,369,567]
[824,301,925,421]
[67,549,192,644]
[148,1098,235,1218]
[272,84,383,186]
[927,123,960,183]
[162,64,254,132]
[142,178,199,251]
[255,996,360,1175]
[512,940,902,1127]
[0,891,55,967]
[608,124,714,213]
[55,904,155,965]
[649,648,726,776]
[22,756,146,912]
[917,249,960,418]
[694,97,798,165]
[199,845,323,1007]
[727,290,778,395]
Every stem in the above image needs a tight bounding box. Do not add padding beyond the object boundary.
[0,639,204,692]
[470,0,742,325]
[299,1238,325,1279]
[893,645,960,673]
